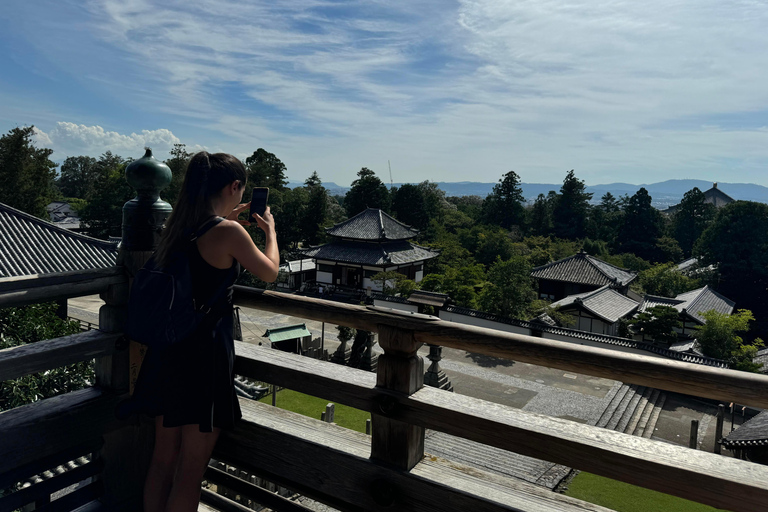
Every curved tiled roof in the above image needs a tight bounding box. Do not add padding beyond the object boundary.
[721,412,768,448]
[326,208,419,241]
[0,202,118,278]
[303,240,438,266]
[551,285,639,323]
[639,286,735,324]
[531,251,637,287]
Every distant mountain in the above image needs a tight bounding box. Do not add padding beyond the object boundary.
[287,179,768,208]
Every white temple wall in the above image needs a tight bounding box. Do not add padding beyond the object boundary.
[316,271,333,284]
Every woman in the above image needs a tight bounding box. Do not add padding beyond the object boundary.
[131,152,279,512]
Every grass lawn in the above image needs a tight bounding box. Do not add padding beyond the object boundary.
[259,388,371,434]
[565,472,725,512]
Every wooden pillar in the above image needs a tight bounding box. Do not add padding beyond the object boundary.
[715,404,725,454]
[95,148,172,511]
[370,325,424,472]
[689,420,699,449]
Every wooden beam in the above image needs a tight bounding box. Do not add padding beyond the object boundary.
[0,460,102,512]
[232,287,768,409]
[232,345,768,511]
[0,268,126,308]
[0,439,103,490]
[0,387,124,476]
[204,465,316,512]
[0,330,123,382]
[216,399,610,512]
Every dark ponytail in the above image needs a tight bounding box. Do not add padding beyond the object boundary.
[155,152,247,267]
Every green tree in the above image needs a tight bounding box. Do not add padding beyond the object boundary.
[635,262,700,297]
[344,167,390,217]
[695,309,764,371]
[528,193,554,236]
[58,155,98,200]
[630,305,682,345]
[370,270,407,295]
[303,172,329,245]
[391,183,427,230]
[480,170,526,230]
[447,195,483,222]
[245,148,289,191]
[553,170,593,239]
[617,188,664,261]
[0,303,91,411]
[164,143,193,207]
[586,192,622,244]
[478,256,537,319]
[0,126,59,218]
[694,201,768,288]
[78,152,134,239]
[672,187,716,257]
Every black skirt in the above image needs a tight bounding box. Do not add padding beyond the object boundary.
[128,309,242,432]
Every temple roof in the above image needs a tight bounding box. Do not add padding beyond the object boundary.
[303,240,437,266]
[0,202,118,278]
[326,208,419,241]
[531,251,637,287]
[639,286,735,324]
[263,324,311,343]
[721,411,768,448]
[550,285,640,323]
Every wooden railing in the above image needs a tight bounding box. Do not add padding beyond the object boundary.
[3,273,768,512]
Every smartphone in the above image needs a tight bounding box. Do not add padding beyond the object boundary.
[249,187,269,220]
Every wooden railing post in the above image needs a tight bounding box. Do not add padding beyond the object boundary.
[94,148,172,511]
[370,325,424,471]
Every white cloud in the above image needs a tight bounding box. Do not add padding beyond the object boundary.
[33,122,184,159]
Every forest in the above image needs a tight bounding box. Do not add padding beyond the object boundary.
[2,125,767,370]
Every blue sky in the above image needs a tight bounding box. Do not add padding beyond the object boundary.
[2,0,768,186]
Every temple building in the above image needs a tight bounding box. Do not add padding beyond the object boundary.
[531,250,638,301]
[663,183,735,214]
[301,208,439,291]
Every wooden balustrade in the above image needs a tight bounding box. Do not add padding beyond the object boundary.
[233,286,768,409]
[4,280,768,511]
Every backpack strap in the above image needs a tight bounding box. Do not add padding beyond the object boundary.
[190,216,225,242]
[189,215,236,317]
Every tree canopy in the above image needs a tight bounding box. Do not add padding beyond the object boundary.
[617,187,664,261]
[344,167,390,217]
[672,187,715,257]
[481,170,526,230]
[695,309,764,372]
[0,126,59,218]
[245,148,289,191]
[553,170,592,239]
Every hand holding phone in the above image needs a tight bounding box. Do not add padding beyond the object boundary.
[249,187,269,220]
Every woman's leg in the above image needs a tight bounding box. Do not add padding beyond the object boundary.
[144,416,182,512]
[165,424,221,512]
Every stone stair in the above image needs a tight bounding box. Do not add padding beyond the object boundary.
[595,384,666,438]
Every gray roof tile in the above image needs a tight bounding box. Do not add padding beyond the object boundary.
[531,251,637,287]
[0,202,118,278]
[639,286,735,324]
[326,208,419,241]
[303,240,438,266]
[721,411,768,447]
[551,285,639,323]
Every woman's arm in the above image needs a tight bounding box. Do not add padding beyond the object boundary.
[225,206,280,282]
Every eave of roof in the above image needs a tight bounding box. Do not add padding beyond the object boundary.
[0,202,118,278]
[302,240,438,266]
[325,208,419,241]
[531,251,637,287]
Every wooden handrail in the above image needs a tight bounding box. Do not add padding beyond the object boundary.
[0,267,126,308]
[233,342,768,512]
[0,330,123,382]
[233,287,768,409]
